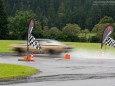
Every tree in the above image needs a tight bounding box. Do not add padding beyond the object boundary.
[81,29,90,37]
[92,16,114,42]
[3,0,115,32]
[49,27,60,39]
[0,0,8,39]
[92,16,114,33]
[99,16,114,24]
[62,23,81,41]
[42,26,50,38]
[48,0,56,28]
[57,1,66,29]
[32,20,42,38]
[41,16,48,29]
[8,10,41,39]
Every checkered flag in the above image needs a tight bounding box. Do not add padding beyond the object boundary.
[104,37,115,48]
[101,26,115,48]
[28,34,41,49]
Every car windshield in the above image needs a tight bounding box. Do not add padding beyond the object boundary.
[46,40,61,44]
[37,39,62,45]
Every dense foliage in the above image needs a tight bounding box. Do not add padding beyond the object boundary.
[0,0,8,39]
[0,0,115,42]
[4,0,115,30]
[8,10,41,39]
[92,16,115,42]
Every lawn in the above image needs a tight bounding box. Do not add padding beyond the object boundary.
[0,40,114,80]
[0,40,25,52]
[78,33,96,38]
[0,40,114,53]
[0,63,39,80]
[64,42,115,53]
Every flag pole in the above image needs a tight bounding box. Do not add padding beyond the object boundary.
[27,24,29,60]
[27,19,34,59]
[27,29,29,57]
[27,20,31,60]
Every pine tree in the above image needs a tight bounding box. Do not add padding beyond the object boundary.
[0,0,8,39]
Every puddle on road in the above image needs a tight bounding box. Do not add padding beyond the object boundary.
[69,49,115,60]
[1,73,115,85]
[0,50,115,85]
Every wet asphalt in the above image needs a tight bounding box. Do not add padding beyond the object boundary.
[0,53,115,86]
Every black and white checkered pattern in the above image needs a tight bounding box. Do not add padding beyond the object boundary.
[104,37,115,48]
[28,35,41,49]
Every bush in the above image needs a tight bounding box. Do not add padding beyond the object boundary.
[90,36,100,43]
[79,37,88,42]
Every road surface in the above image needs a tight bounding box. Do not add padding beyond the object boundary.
[0,53,115,86]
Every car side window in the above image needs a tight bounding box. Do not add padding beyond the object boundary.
[46,40,52,43]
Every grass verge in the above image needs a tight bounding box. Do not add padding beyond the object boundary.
[0,40,25,53]
[0,40,114,53]
[0,63,39,80]
[64,42,115,53]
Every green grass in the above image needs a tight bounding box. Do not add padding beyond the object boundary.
[0,40,25,52]
[0,40,114,53]
[78,33,96,38]
[64,42,115,53]
[0,63,39,80]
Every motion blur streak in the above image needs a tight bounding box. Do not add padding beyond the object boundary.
[68,49,115,60]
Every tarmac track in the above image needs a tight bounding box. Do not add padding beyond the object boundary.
[0,53,115,86]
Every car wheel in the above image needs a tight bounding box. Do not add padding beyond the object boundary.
[48,49,55,54]
[16,48,25,55]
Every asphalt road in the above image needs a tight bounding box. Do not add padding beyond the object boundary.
[0,53,115,86]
